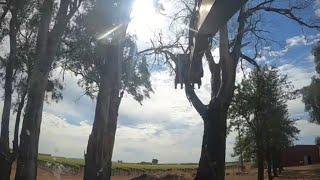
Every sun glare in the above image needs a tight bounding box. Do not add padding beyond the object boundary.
[128,0,168,41]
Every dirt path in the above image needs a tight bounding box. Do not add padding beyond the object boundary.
[10,164,320,180]
[275,164,320,180]
[10,166,133,180]
[225,164,320,180]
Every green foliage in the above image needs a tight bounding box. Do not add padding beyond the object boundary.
[302,43,320,124]
[229,66,299,163]
[0,0,64,109]
[62,3,153,103]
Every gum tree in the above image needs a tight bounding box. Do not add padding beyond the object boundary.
[62,0,152,179]
[15,0,82,179]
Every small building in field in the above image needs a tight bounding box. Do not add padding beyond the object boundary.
[281,145,320,167]
[152,159,158,164]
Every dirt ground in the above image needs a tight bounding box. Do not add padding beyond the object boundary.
[10,164,320,180]
[225,164,320,180]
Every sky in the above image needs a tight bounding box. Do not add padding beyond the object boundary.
[1,0,320,164]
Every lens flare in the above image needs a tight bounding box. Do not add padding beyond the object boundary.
[97,24,123,40]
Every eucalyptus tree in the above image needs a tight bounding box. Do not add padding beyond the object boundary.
[230,67,299,180]
[0,1,65,178]
[13,0,82,179]
[302,42,320,124]
[61,0,152,179]
[0,0,29,178]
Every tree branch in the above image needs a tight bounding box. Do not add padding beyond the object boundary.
[240,53,260,69]
[248,6,320,30]
[185,84,207,119]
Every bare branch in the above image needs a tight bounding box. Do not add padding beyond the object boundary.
[240,53,260,69]
[248,5,320,30]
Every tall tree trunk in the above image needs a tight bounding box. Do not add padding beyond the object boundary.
[257,141,265,180]
[194,24,237,180]
[272,150,279,176]
[13,86,27,155]
[15,1,53,179]
[0,2,18,179]
[15,0,76,179]
[272,158,278,177]
[237,124,244,171]
[15,69,49,180]
[266,152,272,180]
[84,45,122,180]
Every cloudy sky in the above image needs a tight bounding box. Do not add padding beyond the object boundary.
[1,0,320,164]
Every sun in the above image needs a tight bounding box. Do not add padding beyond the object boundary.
[128,0,168,42]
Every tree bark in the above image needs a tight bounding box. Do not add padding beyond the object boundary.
[271,159,278,177]
[266,153,272,180]
[272,151,279,176]
[193,24,237,180]
[0,2,18,178]
[84,45,122,180]
[15,0,77,179]
[257,141,265,180]
[13,85,28,154]
[15,69,49,180]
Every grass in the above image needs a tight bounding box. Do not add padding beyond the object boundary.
[38,155,84,168]
[37,155,198,171]
[38,154,239,171]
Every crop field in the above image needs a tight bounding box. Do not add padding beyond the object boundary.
[38,154,241,171]
[38,154,200,171]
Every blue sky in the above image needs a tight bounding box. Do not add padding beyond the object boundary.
[1,0,320,164]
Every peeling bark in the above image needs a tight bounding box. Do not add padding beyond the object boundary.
[84,45,122,180]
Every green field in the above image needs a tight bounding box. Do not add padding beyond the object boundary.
[38,154,198,171]
[38,154,239,172]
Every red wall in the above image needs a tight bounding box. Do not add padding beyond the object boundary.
[281,145,320,167]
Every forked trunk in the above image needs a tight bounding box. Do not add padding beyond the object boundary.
[84,45,122,180]
[195,24,236,180]
[14,0,77,178]
[15,70,49,180]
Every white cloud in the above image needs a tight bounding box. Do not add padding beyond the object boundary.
[278,63,315,89]
[286,35,307,47]
[295,119,320,138]
[38,112,91,158]
[315,0,320,17]
[269,34,319,57]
